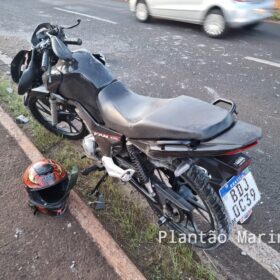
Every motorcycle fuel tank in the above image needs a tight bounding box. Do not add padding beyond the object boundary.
[48,50,115,124]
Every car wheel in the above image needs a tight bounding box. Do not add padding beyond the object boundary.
[135,1,150,22]
[203,9,227,38]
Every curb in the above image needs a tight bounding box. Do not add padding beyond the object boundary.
[265,19,280,24]
[0,105,146,280]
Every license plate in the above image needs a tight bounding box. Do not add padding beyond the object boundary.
[219,168,261,224]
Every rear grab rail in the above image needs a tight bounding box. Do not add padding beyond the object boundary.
[213,98,237,115]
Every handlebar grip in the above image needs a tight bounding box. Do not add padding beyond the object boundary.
[64,38,82,45]
[41,49,49,72]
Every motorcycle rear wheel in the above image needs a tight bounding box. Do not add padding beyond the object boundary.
[150,164,232,249]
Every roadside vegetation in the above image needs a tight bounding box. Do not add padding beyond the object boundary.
[272,10,280,21]
[0,75,216,280]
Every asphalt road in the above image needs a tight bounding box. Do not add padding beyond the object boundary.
[0,0,279,279]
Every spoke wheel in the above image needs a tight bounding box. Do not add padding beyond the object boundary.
[115,153,231,249]
[28,96,88,140]
[151,166,231,249]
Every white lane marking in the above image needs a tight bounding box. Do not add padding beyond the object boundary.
[54,7,118,25]
[1,52,279,278]
[0,51,12,65]
[245,56,280,68]
[230,225,280,279]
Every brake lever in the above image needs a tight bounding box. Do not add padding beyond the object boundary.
[61,19,81,30]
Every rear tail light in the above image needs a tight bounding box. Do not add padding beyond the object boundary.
[223,141,259,156]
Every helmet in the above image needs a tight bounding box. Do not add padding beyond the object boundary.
[23,159,78,216]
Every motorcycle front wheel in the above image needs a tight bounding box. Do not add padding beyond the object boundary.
[28,96,88,140]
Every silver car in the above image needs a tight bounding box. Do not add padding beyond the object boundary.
[129,0,275,38]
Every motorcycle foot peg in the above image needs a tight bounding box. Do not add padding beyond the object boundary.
[90,173,108,196]
[81,164,104,176]
[158,216,167,226]
[101,156,135,182]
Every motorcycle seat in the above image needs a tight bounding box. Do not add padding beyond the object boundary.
[98,81,234,140]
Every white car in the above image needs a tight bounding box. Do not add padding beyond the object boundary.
[129,0,275,38]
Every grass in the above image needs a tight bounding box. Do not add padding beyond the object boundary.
[0,77,61,151]
[0,75,216,280]
[272,10,280,21]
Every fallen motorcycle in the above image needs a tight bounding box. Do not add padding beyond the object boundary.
[11,20,262,249]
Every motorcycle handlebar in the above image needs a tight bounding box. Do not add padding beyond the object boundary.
[41,48,49,72]
[64,38,82,45]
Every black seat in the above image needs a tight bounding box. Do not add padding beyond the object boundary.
[97,81,234,140]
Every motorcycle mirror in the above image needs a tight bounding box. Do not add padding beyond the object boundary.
[62,19,81,30]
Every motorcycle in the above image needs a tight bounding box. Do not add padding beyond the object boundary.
[11,20,262,249]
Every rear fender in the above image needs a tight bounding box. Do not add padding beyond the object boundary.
[196,153,252,191]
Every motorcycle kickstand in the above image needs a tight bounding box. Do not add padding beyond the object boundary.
[90,173,108,210]
[81,163,104,176]
[90,173,108,197]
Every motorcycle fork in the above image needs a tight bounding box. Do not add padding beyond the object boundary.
[49,93,58,126]
[49,93,67,127]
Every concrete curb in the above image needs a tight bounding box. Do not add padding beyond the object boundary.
[0,105,146,280]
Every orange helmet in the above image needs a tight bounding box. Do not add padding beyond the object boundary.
[23,159,78,216]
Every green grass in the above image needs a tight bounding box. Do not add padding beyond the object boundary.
[0,78,61,152]
[0,76,216,280]
[272,10,280,21]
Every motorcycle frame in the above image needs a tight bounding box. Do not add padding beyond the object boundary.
[30,88,251,192]
[22,45,259,193]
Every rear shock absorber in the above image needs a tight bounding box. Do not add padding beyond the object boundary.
[127,143,155,196]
